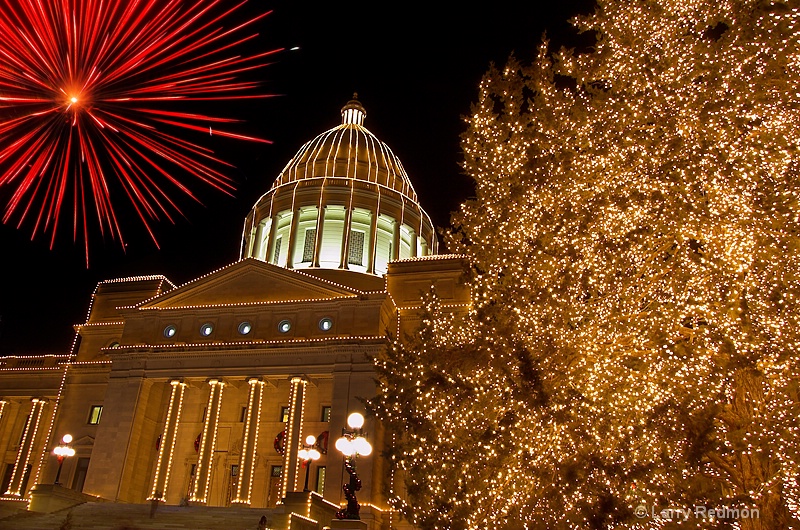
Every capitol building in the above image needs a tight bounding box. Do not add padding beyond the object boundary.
[0,98,469,529]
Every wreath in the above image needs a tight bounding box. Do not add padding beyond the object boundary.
[315,430,329,454]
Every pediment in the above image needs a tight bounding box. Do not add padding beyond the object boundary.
[138,258,362,309]
[72,435,94,447]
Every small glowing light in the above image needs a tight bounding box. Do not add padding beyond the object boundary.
[305,435,316,445]
[61,434,73,444]
[70,96,78,104]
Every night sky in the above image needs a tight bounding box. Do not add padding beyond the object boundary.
[0,1,595,355]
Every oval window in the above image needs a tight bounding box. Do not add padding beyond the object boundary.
[278,320,291,333]
[319,318,333,331]
[238,321,252,335]
[164,325,177,338]
[200,323,214,336]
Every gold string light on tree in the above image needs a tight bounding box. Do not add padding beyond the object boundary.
[373,0,800,528]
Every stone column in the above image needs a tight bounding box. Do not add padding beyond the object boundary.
[148,380,187,501]
[265,214,279,264]
[190,379,225,503]
[339,207,354,269]
[285,209,301,269]
[366,211,378,274]
[312,207,326,267]
[280,376,307,499]
[6,398,46,496]
[391,220,400,261]
[251,220,266,260]
[232,377,265,505]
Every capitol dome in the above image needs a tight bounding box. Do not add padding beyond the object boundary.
[241,96,437,276]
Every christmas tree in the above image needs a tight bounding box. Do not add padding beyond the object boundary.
[374,1,800,528]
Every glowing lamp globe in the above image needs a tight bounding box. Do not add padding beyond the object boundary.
[347,412,365,429]
[336,437,355,456]
[353,437,372,456]
[53,445,75,458]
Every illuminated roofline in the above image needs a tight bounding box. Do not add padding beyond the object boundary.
[264,177,431,220]
[391,253,466,263]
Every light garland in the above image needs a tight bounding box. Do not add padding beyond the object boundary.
[190,379,224,503]
[232,377,265,505]
[148,380,186,501]
[108,335,387,350]
[30,363,71,492]
[134,295,360,311]
[6,398,46,496]
[281,376,308,498]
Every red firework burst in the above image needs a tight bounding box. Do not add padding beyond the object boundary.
[0,0,279,263]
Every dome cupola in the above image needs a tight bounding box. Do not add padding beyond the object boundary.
[241,97,437,276]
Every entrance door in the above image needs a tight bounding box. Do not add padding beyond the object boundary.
[72,457,90,492]
[267,465,282,507]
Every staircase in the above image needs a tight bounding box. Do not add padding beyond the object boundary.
[0,502,276,530]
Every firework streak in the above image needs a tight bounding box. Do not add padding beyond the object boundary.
[0,0,278,262]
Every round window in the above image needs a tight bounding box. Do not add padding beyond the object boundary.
[109,341,121,349]
[238,321,252,335]
[164,325,177,338]
[278,320,291,333]
[200,323,214,336]
[319,317,333,331]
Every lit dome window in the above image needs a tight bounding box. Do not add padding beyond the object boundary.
[238,322,252,335]
[200,323,214,336]
[319,317,333,331]
[164,325,177,338]
[278,320,291,333]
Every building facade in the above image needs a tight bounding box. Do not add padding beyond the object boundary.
[0,98,469,529]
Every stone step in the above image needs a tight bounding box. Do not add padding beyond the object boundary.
[0,502,276,530]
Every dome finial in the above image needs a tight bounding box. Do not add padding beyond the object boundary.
[341,94,366,126]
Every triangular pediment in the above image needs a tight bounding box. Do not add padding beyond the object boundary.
[72,435,94,447]
[138,259,363,309]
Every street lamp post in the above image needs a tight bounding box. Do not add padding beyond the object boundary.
[53,434,75,486]
[334,412,372,520]
[298,435,321,492]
